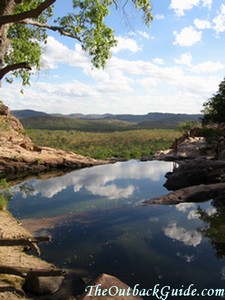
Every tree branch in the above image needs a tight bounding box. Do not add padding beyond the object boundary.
[20,19,81,41]
[0,62,31,81]
[0,265,65,278]
[0,0,56,25]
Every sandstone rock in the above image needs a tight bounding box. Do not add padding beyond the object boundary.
[153,137,210,161]
[0,101,10,116]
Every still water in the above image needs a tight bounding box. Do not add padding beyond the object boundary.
[8,160,225,299]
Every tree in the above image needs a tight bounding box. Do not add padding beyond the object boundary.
[0,0,152,86]
[202,78,225,126]
[177,121,199,135]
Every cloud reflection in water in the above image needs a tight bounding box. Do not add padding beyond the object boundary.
[164,222,202,247]
[15,160,172,200]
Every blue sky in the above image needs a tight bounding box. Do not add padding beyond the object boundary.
[2,0,225,114]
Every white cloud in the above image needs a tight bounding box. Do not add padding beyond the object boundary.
[194,18,211,30]
[173,26,202,46]
[174,53,192,66]
[164,222,202,247]
[112,36,142,53]
[212,4,225,34]
[154,14,165,20]
[174,53,224,74]
[153,58,164,65]
[137,77,159,88]
[86,184,135,200]
[170,0,200,16]
[192,61,224,73]
[137,30,151,40]
[170,0,212,16]
[191,5,225,35]
[41,37,90,70]
[187,210,200,220]
[96,69,134,94]
[202,0,212,9]
[37,80,100,98]
[176,203,196,212]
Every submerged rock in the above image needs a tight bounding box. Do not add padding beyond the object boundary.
[24,275,64,295]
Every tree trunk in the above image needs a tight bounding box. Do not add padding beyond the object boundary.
[0,236,52,256]
[0,0,15,86]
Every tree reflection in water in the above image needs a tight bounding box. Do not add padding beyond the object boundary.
[198,195,225,258]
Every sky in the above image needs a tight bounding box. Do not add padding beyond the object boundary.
[2,0,225,115]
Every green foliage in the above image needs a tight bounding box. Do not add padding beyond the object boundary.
[20,114,201,131]
[71,0,117,68]
[0,179,12,211]
[202,78,225,126]
[3,0,152,85]
[177,121,200,134]
[198,195,225,258]
[27,129,180,160]
[0,179,10,190]
[5,0,53,85]
[200,127,224,146]
[21,116,135,132]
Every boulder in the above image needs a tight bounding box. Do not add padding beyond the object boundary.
[24,275,64,295]
[0,101,10,116]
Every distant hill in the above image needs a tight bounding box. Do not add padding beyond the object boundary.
[12,109,48,119]
[20,116,134,132]
[11,109,202,131]
[52,113,108,119]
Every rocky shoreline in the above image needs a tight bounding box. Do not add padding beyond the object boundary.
[0,211,65,299]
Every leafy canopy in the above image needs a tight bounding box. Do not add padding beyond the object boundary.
[2,0,153,85]
[202,78,225,126]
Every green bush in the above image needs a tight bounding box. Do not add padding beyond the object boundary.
[0,179,12,211]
